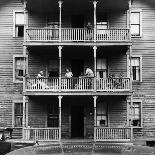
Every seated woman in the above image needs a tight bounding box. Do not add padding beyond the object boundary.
[85,68,94,77]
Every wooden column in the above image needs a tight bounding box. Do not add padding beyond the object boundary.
[93,0,98,42]
[93,46,97,91]
[58,46,62,91]
[129,46,132,91]
[24,0,28,42]
[58,0,63,42]
[130,95,133,140]
[128,0,132,39]
[58,96,63,141]
[93,96,97,141]
[22,96,26,139]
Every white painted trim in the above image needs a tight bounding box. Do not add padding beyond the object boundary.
[127,99,143,128]
[12,100,23,128]
[13,10,24,37]
[13,55,28,83]
[129,9,142,38]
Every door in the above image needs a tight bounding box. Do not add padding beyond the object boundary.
[71,105,84,138]
[71,59,84,77]
[71,15,84,28]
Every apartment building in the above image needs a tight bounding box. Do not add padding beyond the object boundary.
[0,0,155,143]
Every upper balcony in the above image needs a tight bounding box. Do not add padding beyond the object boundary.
[24,0,131,46]
[25,28,131,46]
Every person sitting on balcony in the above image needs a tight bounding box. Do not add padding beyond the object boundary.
[85,68,94,77]
[65,69,73,78]
[37,71,44,78]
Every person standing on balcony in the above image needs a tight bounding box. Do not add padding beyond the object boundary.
[65,69,73,89]
[86,22,93,40]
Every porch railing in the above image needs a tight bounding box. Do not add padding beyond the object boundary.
[95,127,132,141]
[25,28,130,42]
[25,77,130,92]
[96,78,130,91]
[23,128,60,141]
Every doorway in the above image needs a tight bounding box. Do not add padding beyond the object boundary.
[71,105,84,138]
[71,59,84,77]
[71,15,84,28]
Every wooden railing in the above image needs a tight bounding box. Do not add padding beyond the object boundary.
[25,77,130,92]
[25,78,59,91]
[25,28,130,42]
[96,29,130,41]
[61,77,94,91]
[26,28,59,41]
[61,28,94,41]
[95,127,132,141]
[23,128,60,141]
[96,78,130,91]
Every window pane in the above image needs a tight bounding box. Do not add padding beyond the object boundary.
[131,58,140,66]
[131,25,140,35]
[131,12,140,24]
[15,12,24,25]
[97,59,107,69]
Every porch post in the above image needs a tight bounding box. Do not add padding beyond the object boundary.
[24,0,28,42]
[129,46,132,90]
[93,0,98,42]
[93,96,97,141]
[93,46,97,91]
[130,95,133,140]
[128,0,132,39]
[58,46,63,91]
[58,0,63,42]
[58,96,63,141]
[22,96,26,139]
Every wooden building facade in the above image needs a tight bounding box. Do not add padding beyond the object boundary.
[0,0,155,142]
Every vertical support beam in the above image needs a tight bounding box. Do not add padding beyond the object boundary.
[93,96,97,141]
[130,95,133,140]
[58,46,62,91]
[58,96,63,141]
[129,46,132,91]
[128,0,132,39]
[58,0,63,42]
[24,0,28,42]
[23,96,26,139]
[93,46,97,91]
[93,1,98,42]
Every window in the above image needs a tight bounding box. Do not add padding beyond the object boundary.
[14,103,23,127]
[130,57,142,82]
[129,102,142,127]
[96,102,108,126]
[97,58,107,78]
[131,10,142,37]
[13,11,24,37]
[13,56,27,82]
[47,103,59,127]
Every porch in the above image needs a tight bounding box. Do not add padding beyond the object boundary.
[22,96,132,142]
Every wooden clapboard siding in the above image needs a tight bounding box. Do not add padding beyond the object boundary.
[108,97,127,127]
[131,0,155,135]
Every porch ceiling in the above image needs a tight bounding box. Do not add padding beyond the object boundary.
[26,0,130,13]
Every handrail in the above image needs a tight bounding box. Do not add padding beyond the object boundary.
[25,28,130,42]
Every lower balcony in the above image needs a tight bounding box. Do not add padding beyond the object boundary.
[24,77,131,93]
[23,127,132,141]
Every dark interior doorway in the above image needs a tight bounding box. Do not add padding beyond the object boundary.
[71,15,84,28]
[71,59,84,77]
[71,105,84,138]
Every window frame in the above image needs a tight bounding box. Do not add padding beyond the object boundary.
[12,101,23,128]
[13,55,28,83]
[96,102,108,127]
[128,55,142,82]
[127,99,143,128]
[130,9,142,38]
[13,10,24,38]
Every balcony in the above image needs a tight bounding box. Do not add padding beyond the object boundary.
[24,77,131,94]
[25,28,131,45]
